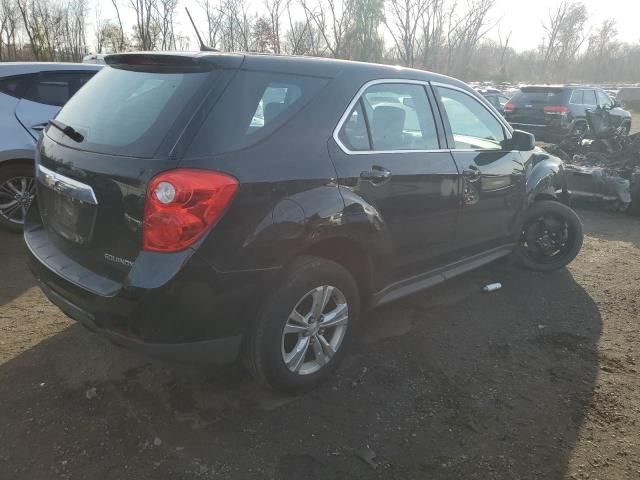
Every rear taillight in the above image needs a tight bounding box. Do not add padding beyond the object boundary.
[543,105,569,114]
[503,102,515,113]
[143,169,238,252]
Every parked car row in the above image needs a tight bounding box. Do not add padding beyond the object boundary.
[0,62,101,231]
[22,52,584,393]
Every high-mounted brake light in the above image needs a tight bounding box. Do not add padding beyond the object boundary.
[544,105,569,114]
[503,102,515,112]
[143,169,238,252]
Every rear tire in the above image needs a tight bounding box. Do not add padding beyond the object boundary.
[0,163,35,233]
[514,200,584,272]
[244,256,359,394]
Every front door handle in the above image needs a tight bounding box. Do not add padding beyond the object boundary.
[360,165,392,184]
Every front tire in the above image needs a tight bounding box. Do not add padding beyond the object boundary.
[514,200,584,272]
[245,256,359,394]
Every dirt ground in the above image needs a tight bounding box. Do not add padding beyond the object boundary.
[1,208,639,480]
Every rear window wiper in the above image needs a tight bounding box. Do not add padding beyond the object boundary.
[48,119,84,143]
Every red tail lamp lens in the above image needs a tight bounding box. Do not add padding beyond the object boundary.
[143,169,238,252]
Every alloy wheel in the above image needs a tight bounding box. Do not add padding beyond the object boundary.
[0,175,35,225]
[281,285,349,376]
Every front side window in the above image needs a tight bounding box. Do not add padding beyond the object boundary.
[437,87,506,150]
[339,82,439,152]
[596,91,613,108]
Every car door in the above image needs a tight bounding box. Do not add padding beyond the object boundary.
[14,71,96,139]
[433,84,526,257]
[329,80,461,284]
[596,90,625,127]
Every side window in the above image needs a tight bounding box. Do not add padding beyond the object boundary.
[498,95,509,108]
[570,90,583,105]
[339,99,370,151]
[436,86,506,150]
[596,91,613,108]
[22,72,94,107]
[583,90,597,107]
[342,83,438,151]
[249,83,302,131]
[0,76,29,98]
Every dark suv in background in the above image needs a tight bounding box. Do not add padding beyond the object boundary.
[26,53,583,393]
[504,85,632,141]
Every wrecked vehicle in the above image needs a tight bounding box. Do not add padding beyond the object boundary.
[541,106,640,215]
[504,85,632,142]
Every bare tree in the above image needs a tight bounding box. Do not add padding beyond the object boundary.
[540,1,588,81]
[265,0,286,54]
[301,0,353,58]
[199,0,223,49]
[384,0,431,67]
[110,0,126,50]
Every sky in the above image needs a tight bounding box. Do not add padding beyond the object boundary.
[491,0,640,51]
[95,0,640,53]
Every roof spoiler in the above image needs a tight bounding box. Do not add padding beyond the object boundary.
[185,7,220,52]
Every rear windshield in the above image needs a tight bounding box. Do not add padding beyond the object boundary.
[511,88,564,106]
[188,70,328,155]
[51,66,214,158]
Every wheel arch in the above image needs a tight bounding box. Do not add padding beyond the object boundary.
[291,236,374,310]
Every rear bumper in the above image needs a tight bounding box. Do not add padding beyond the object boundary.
[37,279,242,364]
[25,208,280,365]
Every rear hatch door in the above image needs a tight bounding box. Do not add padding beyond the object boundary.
[34,54,241,285]
[507,87,565,125]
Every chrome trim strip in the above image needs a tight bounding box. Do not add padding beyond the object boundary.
[510,122,547,128]
[37,164,98,205]
[332,78,450,155]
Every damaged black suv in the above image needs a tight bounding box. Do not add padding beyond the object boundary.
[26,53,583,393]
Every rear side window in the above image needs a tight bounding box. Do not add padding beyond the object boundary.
[190,70,328,155]
[570,90,583,105]
[23,72,95,107]
[0,76,28,98]
[53,66,213,158]
[583,90,597,106]
[338,82,440,152]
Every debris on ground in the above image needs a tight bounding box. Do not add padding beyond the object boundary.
[356,445,378,469]
[85,387,97,400]
[482,282,502,292]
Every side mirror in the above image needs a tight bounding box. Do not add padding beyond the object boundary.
[504,129,535,151]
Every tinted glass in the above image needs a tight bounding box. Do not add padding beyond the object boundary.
[511,89,564,106]
[361,83,439,150]
[23,73,94,107]
[583,90,597,106]
[339,100,370,151]
[570,90,583,104]
[190,70,328,155]
[54,66,212,158]
[0,76,27,98]
[437,87,505,150]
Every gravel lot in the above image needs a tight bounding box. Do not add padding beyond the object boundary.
[1,208,639,480]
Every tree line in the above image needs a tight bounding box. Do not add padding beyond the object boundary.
[1,0,639,83]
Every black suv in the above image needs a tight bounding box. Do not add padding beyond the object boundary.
[25,53,583,393]
[505,85,632,141]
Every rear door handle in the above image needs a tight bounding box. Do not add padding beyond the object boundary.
[32,123,47,132]
[360,166,392,184]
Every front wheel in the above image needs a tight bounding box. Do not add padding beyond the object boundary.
[244,256,359,394]
[514,200,584,272]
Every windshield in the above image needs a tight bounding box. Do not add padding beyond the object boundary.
[52,66,214,158]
